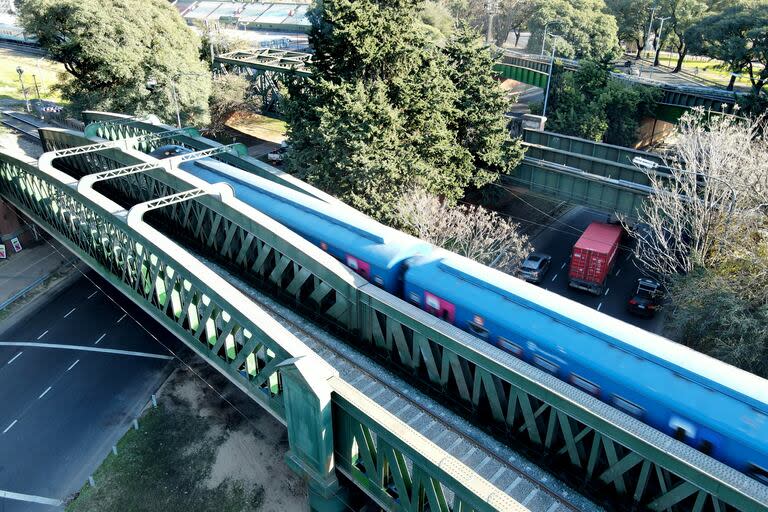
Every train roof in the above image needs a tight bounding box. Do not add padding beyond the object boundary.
[180,158,431,269]
[408,251,768,413]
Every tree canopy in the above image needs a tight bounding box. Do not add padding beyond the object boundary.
[284,1,523,223]
[526,0,622,62]
[655,0,709,71]
[606,0,654,58]
[687,0,768,94]
[19,0,211,125]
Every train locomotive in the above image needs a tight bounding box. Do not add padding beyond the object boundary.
[151,145,768,484]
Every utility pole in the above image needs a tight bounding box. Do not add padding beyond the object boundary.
[31,75,41,101]
[653,16,670,67]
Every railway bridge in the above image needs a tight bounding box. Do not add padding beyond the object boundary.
[0,112,766,512]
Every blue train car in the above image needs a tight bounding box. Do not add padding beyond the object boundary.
[176,157,431,294]
[403,251,768,479]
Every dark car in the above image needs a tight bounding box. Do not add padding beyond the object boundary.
[516,252,552,284]
[627,278,663,317]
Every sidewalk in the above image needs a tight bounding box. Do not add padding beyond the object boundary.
[0,237,73,305]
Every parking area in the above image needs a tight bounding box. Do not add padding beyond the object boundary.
[528,205,666,334]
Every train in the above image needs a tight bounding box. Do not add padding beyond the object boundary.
[150,145,768,484]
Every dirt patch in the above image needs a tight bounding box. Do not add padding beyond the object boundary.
[66,364,308,512]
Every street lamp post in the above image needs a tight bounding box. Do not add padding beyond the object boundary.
[653,16,671,67]
[146,76,182,128]
[540,22,559,57]
[484,0,499,45]
[542,34,562,117]
[15,66,30,113]
[643,6,658,56]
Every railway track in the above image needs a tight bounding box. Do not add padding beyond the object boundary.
[1,111,41,139]
[200,255,597,512]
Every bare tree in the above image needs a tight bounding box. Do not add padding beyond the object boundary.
[396,189,532,272]
[628,110,768,279]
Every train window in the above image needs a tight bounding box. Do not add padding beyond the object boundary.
[408,292,420,305]
[569,374,600,396]
[497,337,522,356]
[373,276,384,286]
[700,440,713,455]
[612,395,644,418]
[669,416,697,440]
[748,464,768,485]
[533,356,559,374]
[468,321,489,338]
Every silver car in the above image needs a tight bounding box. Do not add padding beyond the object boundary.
[516,252,552,284]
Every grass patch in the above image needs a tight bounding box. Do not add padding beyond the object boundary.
[226,112,287,144]
[66,405,266,512]
[0,48,66,103]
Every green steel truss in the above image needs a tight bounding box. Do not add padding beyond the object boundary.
[495,53,739,123]
[72,113,768,512]
[0,148,522,512]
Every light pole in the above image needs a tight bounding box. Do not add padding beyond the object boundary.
[643,6,659,56]
[15,66,30,113]
[146,76,182,128]
[485,0,499,45]
[540,22,559,57]
[542,34,562,117]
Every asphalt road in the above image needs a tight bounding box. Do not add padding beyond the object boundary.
[529,205,666,334]
[0,271,181,511]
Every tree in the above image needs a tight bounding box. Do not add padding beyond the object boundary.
[207,74,252,136]
[18,0,211,125]
[687,1,768,93]
[396,189,532,272]
[419,1,456,40]
[657,0,708,72]
[444,25,526,185]
[606,0,654,58]
[284,0,523,222]
[526,0,622,62]
[544,61,661,145]
[493,0,536,47]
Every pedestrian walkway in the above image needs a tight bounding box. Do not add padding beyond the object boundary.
[0,238,72,306]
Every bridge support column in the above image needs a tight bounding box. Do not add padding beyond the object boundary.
[280,358,346,512]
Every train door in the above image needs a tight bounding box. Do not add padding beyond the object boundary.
[345,254,371,280]
[424,291,455,324]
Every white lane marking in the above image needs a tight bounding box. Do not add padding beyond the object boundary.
[551,273,559,282]
[604,288,610,296]
[95,333,106,345]
[2,419,17,434]
[117,313,126,324]
[0,342,174,360]
[36,330,48,340]
[0,489,64,507]
[616,268,622,277]
[88,291,98,299]
[66,359,80,372]
[63,307,76,318]
[7,352,22,365]
[597,302,603,311]
[38,386,52,399]
[560,262,566,270]
[625,253,632,261]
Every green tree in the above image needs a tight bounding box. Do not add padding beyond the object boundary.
[419,1,456,40]
[494,0,536,47]
[444,25,525,184]
[687,0,768,93]
[18,0,211,125]
[207,74,252,136]
[285,0,522,222]
[545,61,661,145]
[527,0,622,61]
[606,0,654,58]
[656,0,708,71]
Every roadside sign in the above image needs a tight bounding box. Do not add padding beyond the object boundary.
[0,244,6,259]
[10,237,22,253]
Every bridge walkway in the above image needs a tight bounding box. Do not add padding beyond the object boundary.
[20,111,768,512]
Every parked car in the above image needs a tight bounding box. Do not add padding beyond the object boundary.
[627,278,663,317]
[516,252,552,284]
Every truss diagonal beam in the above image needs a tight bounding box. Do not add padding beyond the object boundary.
[47,129,197,159]
[89,162,163,182]
[139,188,211,212]
[169,144,248,164]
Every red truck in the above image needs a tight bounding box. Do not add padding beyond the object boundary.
[568,222,622,295]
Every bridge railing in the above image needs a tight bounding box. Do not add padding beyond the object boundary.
[0,149,523,512]
[38,127,365,335]
[44,118,768,511]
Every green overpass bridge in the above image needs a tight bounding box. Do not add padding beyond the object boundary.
[495,53,740,124]
[2,112,765,512]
